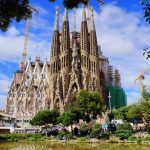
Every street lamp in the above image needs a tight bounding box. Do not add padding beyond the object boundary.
[108,91,111,111]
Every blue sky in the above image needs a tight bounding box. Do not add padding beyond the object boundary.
[0,0,150,109]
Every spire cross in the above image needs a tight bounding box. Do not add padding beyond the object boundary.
[55,6,59,16]
[56,6,59,10]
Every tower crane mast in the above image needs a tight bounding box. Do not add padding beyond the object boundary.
[20,6,39,70]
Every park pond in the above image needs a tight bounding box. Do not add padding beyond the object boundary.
[0,142,150,150]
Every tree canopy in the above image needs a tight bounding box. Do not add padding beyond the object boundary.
[110,91,150,130]
[73,89,104,122]
[0,0,149,32]
[58,111,77,127]
[58,90,103,129]
[30,110,60,126]
[141,0,150,24]
[0,0,32,32]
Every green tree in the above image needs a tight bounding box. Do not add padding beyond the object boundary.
[143,89,150,101]
[80,122,90,136]
[91,122,101,138]
[0,0,32,32]
[141,0,150,24]
[110,104,142,122]
[30,110,60,136]
[112,106,129,121]
[111,101,150,131]
[58,106,84,135]
[74,90,103,122]
[115,122,133,140]
[125,102,150,130]
[126,104,142,122]
[140,101,150,130]
[58,111,76,134]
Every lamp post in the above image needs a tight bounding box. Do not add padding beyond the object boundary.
[108,91,111,111]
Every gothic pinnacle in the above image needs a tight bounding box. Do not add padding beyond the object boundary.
[90,7,95,32]
[54,6,59,31]
[63,8,68,22]
[82,5,87,22]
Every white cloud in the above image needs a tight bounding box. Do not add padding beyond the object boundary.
[0,31,23,61]
[95,5,150,58]
[0,79,10,93]
[0,5,52,62]
[0,73,11,94]
[0,95,6,109]
[127,91,141,105]
[0,73,10,109]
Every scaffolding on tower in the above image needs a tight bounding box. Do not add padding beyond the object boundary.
[108,66,127,109]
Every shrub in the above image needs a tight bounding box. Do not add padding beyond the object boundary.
[28,134,45,141]
[56,130,71,140]
[128,135,150,142]
[115,123,133,140]
[144,136,150,141]
[117,122,132,130]
[77,137,89,143]
[91,122,101,138]
[100,132,110,140]
[0,134,33,142]
[80,123,90,136]
[115,129,132,140]
[0,134,8,141]
[128,135,138,141]
[128,135,142,143]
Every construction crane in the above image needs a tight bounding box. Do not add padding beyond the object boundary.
[23,5,39,56]
[20,6,39,70]
[20,19,29,70]
[134,67,150,101]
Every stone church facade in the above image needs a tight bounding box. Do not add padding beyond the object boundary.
[6,6,121,122]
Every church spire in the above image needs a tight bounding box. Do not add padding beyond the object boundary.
[80,5,89,70]
[51,7,60,58]
[20,19,29,71]
[54,6,59,31]
[50,7,60,75]
[61,8,70,56]
[63,8,68,22]
[90,7,95,32]
[82,5,86,21]
[87,1,91,32]
[89,7,98,57]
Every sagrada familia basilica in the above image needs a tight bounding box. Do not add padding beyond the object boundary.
[6,5,125,123]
